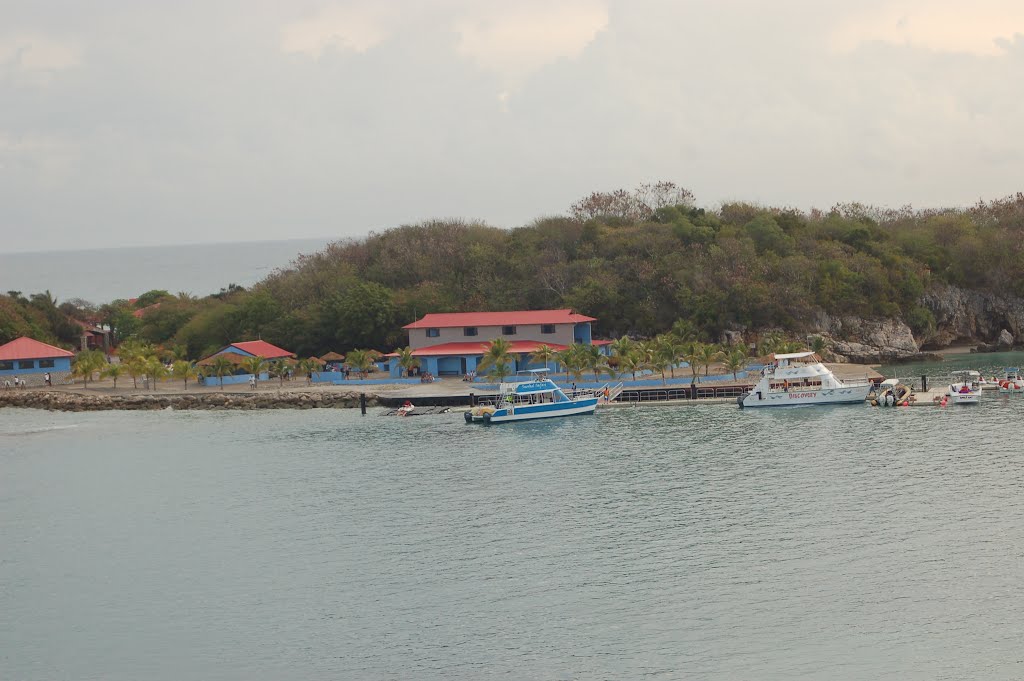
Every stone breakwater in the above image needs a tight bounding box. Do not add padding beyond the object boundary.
[0,390,380,412]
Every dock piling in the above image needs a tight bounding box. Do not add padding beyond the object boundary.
[921,375,928,392]
[469,392,476,407]
[360,393,367,415]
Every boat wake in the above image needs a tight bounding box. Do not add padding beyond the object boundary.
[1,424,80,437]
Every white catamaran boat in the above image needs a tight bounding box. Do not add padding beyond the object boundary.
[465,370,600,424]
[738,351,872,408]
[946,370,981,405]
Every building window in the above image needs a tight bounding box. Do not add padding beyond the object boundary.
[464,327,478,337]
[426,328,440,337]
[39,359,55,368]
[541,324,556,334]
[0,361,12,371]
[18,360,35,369]
[502,326,516,335]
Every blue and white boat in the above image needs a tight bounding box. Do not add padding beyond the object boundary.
[465,370,600,424]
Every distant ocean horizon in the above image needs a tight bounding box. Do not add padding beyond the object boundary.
[0,238,333,305]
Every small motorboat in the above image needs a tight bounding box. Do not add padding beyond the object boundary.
[869,378,914,406]
[998,368,1024,393]
[397,400,415,416]
[946,371,980,405]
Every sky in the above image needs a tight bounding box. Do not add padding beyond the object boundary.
[2,0,1024,252]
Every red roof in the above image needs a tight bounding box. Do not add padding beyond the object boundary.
[592,339,613,346]
[132,302,161,319]
[410,341,569,357]
[0,337,75,361]
[228,340,294,359]
[404,309,595,329]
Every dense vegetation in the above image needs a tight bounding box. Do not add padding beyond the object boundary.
[4,183,1024,360]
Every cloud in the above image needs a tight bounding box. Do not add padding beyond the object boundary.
[281,4,398,56]
[454,0,608,81]
[832,0,1024,55]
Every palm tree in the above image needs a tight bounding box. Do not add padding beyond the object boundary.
[478,338,514,382]
[528,344,557,372]
[758,331,783,356]
[268,359,289,386]
[609,336,635,360]
[655,334,686,379]
[172,360,199,390]
[615,349,646,381]
[671,319,697,343]
[126,356,148,390]
[242,355,268,387]
[396,346,421,377]
[579,343,609,380]
[697,343,723,377]
[102,362,125,389]
[207,356,235,390]
[295,358,320,384]
[145,356,169,391]
[72,349,106,388]
[346,349,374,379]
[682,341,704,384]
[722,345,748,381]
[562,344,589,383]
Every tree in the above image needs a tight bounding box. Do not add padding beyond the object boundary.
[722,345,748,381]
[102,362,125,389]
[478,338,514,382]
[528,344,557,372]
[172,360,199,390]
[268,359,289,386]
[295,358,320,384]
[697,343,723,377]
[682,341,704,384]
[126,356,148,390]
[145,356,169,391]
[206,356,235,390]
[242,355,268,387]
[73,350,106,388]
[345,349,374,379]
[396,346,421,377]
[615,350,646,381]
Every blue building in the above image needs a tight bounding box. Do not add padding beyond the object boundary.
[197,340,295,386]
[0,337,75,386]
[390,309,606,378]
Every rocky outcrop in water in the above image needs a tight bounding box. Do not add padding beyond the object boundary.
[0,390,379,412]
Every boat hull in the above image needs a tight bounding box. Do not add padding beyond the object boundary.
[947,392,980,404]
[483,398,598,423]
[739,385,871,408]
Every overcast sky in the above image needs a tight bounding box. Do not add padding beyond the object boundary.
[3,0,1024,252]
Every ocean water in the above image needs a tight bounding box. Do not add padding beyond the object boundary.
[0,238,332,304]
[3,356,1024,680]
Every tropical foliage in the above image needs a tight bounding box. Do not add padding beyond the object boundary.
[9,186,1024,359]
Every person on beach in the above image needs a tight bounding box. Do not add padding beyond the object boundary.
[44,372,51,387]
[249,375,257,390]
[13,376,19,389]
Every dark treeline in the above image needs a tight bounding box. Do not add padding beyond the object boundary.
[5,183,1024,359]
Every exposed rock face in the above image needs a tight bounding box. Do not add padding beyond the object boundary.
[0,390,378,412]
[807,313,920,363]
[998,329,1015,348]
[920,284,1024,347]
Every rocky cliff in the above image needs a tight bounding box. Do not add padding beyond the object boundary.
[919,284,1024,349]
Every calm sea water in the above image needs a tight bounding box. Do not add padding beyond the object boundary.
[3,354,1024,680]
[0,238,331,304]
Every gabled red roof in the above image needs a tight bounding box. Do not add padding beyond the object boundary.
[403,309,595,329]
[132,302,161,319]
[0,337,75,361]
[227,340,294,359]
[410,341,569,357]
[592,339,613,346]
